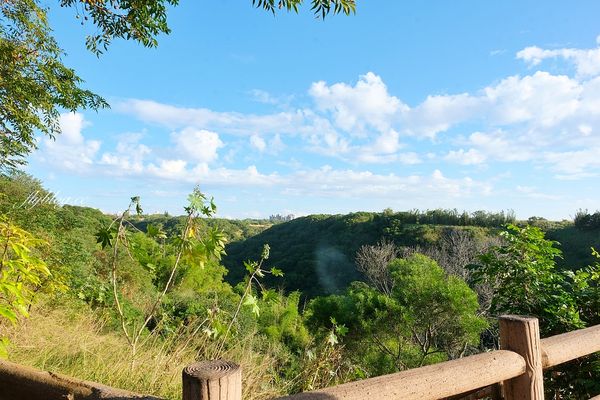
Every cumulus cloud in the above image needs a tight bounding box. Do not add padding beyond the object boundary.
[309,72,408,133]
[99,133,151,174]
[38,113,101,171]
[484,71,581,127]
[404,93,483,138]
[171,128,223,163]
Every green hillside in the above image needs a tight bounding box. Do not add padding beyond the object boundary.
[547,226,600,269]
[223,211,508,298]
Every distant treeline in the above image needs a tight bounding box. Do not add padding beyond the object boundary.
[574,210,600,231]
[383,208,516,227]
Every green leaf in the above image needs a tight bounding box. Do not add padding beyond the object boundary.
[244,260,256,274]
[95,227,114,249]
[0,307,17,324]
[327,331,338,346]
[261,288,278,303]
[335,324,349,337]
[243,294,260,316]
[0,338,9,358]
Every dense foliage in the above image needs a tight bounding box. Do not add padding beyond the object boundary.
[470,224,600,398]
[1,174,600,399]
[307,254,487,376]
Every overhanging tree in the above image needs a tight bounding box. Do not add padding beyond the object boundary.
[0,0,356,173]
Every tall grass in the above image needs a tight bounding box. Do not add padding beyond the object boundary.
[2,301,283,400]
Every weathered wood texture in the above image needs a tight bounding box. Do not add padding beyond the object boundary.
[499,315,544,400]
[0,358,161,400]
[442,383,501,400]
[541,323,600,368]
[182,360,241,400]
[276,350,525,400]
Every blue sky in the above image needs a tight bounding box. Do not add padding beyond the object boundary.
[25,1,600,219]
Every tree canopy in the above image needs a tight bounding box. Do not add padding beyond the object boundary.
[0,0,356,173]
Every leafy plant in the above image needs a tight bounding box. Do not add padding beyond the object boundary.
[0,216,65,356]
[469,224,600,399]
[470,224,582,334]
[308,254,486,377]
[98,187,226,361]
[216,243,283,356]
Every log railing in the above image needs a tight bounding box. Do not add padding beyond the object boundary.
[187,315,600,400]
[1,315,600,400]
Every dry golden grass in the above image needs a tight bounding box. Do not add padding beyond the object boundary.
[2,302,283,400]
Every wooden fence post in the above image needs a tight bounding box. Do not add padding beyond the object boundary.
[182,360,241,400]
[499,315,544,400]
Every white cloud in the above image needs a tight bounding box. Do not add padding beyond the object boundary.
[269,134,285,153]
[467,131,534,162]
[117,99,306,137]
[309,72,408,133]
[516,186,562,200]
[145,162,280,186]
[250,135,267,152]
[171,128,223,163]
[397,152,422,165]
[404,93,482,138]
[99,133,150,174]
[484,71,581,127]
[370,129,402,154]
[543,147,600,177]
[355,129,405,163]
[281,166,490,200]
[248,89,293,107]
[39,113,101,171]
[147,159,188,179]
[445,149,486,165]
[517,36,600,78]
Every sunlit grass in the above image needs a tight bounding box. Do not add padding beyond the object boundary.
[3,301,282,400]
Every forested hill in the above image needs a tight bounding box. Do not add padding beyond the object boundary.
[222,211,514,298]
[223,211,600,298]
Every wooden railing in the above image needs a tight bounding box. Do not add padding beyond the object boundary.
[1,315,600,400]
[186,315,600,400]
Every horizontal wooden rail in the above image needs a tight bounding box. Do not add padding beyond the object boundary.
[276,350,525,400]
[0,359,161,400]
[541,324,600,368]
[272,316,600,400]
[456,323,600,400]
